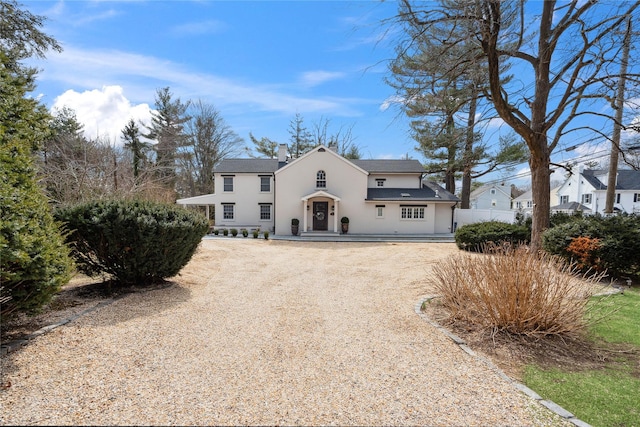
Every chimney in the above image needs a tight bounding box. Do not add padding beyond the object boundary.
[278,144,288,163]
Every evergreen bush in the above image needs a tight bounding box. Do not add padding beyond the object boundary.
[542,214,640,278]
[454,221,530,252]
[242,229,248,237]
[55,199,208,285]
[1,139,73,317]
[230,228,238,237]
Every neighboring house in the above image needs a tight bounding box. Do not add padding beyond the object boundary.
[469,183,513,210]
[555,168,640,214]
[512,186,561,214]
[177,144,459,235]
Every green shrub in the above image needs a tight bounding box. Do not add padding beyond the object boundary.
[55,199,208,286]
[542,214,640,278]
[253,230,259,239]
[213,229,219,235]
[1,139,73,317]
[455,221,530,252]
[242,229,248,237]
[263,231,269,240]
[230,228,238,237]
[222,228,228,236]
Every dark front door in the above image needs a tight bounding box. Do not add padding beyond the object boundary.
[313,201,329,231]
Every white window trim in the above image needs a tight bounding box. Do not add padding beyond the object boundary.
[222,204,235,220]
[375,205,385,219]
[400,206,426,220]
[259,204,271,221]
[223,176,234,193]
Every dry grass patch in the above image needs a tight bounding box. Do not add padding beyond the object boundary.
[430,243,607,338]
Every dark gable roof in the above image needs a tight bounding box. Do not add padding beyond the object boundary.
[350,159,425,174]
[215,159,280,174]
[215,157,427,174]
[367,181,459,202]
[582,169,640,191]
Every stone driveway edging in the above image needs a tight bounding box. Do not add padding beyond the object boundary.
[415,295,593,427]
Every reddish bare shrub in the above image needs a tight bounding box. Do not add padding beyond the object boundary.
[565,236,602,271]
[430,243,606,338]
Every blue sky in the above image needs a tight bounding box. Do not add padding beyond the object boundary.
[23,0,639,188]
[26,0,420,159]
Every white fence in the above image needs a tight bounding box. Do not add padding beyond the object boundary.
[453,208,517,231]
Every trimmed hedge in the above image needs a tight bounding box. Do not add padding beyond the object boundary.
[455,221,530,252]
[55,200,208,285]
[542,214,640,278]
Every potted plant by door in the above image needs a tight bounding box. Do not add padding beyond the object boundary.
[291,218,300,236]
[341,216,349,234]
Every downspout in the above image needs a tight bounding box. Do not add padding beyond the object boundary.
[272,172,276,234]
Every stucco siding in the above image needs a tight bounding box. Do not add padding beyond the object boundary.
[275,149,368,234]
[214,173,275,230]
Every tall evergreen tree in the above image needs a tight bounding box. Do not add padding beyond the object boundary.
[1,0,72,316]
[121,118,149,182]
[288,113,314,158]
[144,87,190,192]
[247,132,278,159]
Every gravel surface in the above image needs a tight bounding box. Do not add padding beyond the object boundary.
[1,239,570,426]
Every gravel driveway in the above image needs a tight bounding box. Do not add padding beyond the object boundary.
[1,239,567,426]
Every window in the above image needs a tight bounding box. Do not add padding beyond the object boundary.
[515,201,522,209]
[375,205,385,218]
[316,170,326,188]
[222,204,234,220]
[581,194,592,204]
[560,195,569,204]
[526,201,533,208]
[616,193,621,204]
[260,176,270,192]
[376,179,386,187]
[223,176,234,192]
[634,193,640,203]
[401,206,425,220]
[259,204,271,220]
[490,188,496,195]
[491,199,497,207]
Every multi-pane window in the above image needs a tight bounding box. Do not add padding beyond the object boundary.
[515,201,522,209]
[401,206,425,220]
[375,205,385,218]
[634,193,640,203]
[581,194,592,204]
[560,195,569,204]
[526,201,533,208]
[376,179,385,187]
[316,170,326,188]
[223,176,234,192]
[222,204,234,220]
[259,204,271,220]
[260,176,270,192]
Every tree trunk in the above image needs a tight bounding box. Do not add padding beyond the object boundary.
[461,89,478,209]
[529,141,551,253]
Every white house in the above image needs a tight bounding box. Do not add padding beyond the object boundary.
[555,168,640,214]
[469,183,513,210]
[512,186,561,214]
[177,144,459,236]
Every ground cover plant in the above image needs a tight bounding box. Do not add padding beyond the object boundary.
[523,288,640,427]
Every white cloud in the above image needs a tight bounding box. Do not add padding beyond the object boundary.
[171,20,228,36]
[52,85,152,144]
[299,70,346,87]
[37,46,361,117]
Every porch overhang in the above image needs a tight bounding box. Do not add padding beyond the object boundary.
[301,190,341,202]
[300,190,341,233]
